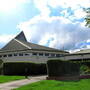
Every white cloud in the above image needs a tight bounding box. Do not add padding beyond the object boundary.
[32,0,90,22]
[0,0,30,13]
[0,34,14,43]
[85,40,90,49]
[0,34,15,48]
[18,16,90,50]
[48,0,90,9]
[38,34,55,46]
[17,0,90,51]
[74,9,86,19]
[33,0,50,17]
[18,0,30,3]
[33,0,90,17]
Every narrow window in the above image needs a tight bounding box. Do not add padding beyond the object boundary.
[8,54,12,57]
[45,53,49,56]
[19,53,23,56]
[32,53,37,56]
[51,54,55,57]
[3,55,7,57]
[25,53,29,56]
[56,54,60,57]
[39,53,43,56]
[0,55,2,58]
[14,53,18,56]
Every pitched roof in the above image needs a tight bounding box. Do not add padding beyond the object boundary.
[1,39,29,51]
[1,39,68,53]
[21,40,66,52]
[0,31,68,53]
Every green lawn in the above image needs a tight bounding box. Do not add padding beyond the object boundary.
[0,75,25,83]
[14,79,90,90]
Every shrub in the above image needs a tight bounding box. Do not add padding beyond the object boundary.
[3,62,47,76]
[0,60,3,75]
[47,59,80,77]
[80,65,90,74]
[47,60,64,77]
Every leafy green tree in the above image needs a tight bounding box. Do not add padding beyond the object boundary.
[85,8,90,27]
[80,65,90,75]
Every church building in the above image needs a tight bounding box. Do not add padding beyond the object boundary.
[0,31,68,63]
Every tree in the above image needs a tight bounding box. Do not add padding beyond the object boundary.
[85,8,90,27]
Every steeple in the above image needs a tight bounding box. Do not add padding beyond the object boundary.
[15,31,27,42]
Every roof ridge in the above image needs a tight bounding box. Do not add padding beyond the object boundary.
[14,39,31,49]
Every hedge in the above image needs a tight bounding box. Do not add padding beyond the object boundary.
[3,62,47,76]
[0,60,3,75]
[47,59,80,77]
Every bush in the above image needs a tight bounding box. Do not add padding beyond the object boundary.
[47,59,80,77]
[47,60,64,77]
[0,60,3,75]
[3,62,47,76]
[80,65,90,75]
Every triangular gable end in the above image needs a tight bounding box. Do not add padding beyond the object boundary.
[15,31,27,42]
[1,31,29,51]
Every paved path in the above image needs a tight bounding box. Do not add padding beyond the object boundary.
[0,76,46,90]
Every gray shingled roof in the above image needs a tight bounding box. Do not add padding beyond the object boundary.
[1,39,28,51]
[1,31,28,51]
[21,40,67,52]
[1,39,68,53]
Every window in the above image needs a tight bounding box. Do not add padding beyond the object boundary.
[51,54,55,57]
[3,55,7,57]
[39,53,43,56]
[0,55,2,58]
[19,53,23,56]
[32,53,37,56]
[56,54,61,57]
[45,53,49,56]
[25,53,29,56]
[8,54,12,57]
[14,53,18,56]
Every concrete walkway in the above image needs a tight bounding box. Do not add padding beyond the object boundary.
[0,76,46,90]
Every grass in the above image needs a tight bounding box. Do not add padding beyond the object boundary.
[14,79,90,90]
[0,75,25,83]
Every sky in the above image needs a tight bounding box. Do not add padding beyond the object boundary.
[0,0,90,52]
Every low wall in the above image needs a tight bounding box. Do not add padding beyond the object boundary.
[80,75,90,79]
[47,76,80,81]
[47,75,90,81]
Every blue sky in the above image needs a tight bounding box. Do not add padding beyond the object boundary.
[0,0,90,52]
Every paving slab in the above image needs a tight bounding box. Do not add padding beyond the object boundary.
[0,76,46,90]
